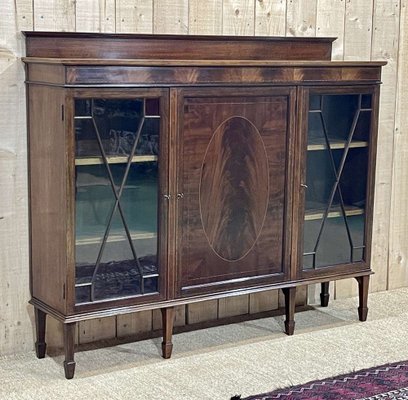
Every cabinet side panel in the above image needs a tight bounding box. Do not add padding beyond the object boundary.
[29,85,67,314]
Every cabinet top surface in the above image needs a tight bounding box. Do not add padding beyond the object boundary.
[23,31,336,42]
[22,57,387,68]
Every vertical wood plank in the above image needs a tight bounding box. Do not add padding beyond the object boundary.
[117,311,153,337]
[344,0,374,60]
[187,300,218,324]
[79,317,117,344]
[16,0,34,31]
[222,0,255,36]
[255,0,286,36]
[218,295,249,318]
[189,0,222,35]
[249,290,279,313]
[46,317,79,349]
[116,0,153,33]
[286,0,317,37]
[278,285,307,307]
[389,0,408,289]
[153,0,188,34]
[0,0,31,355]
[76,0,116,33]
[33,0,76,31]
[334,279,358,300]
[152,306,186,329]
[369,0,400,293]
[316,0,346,60]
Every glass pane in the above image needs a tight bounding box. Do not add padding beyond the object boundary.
[354,110,371,142]
[321,95,359,142]
[93,99,144,157]
[305,150,338,212]
[309,95,321,111]
[75,99,92,117]
[74,97,161,304]
[361,94,372,109]
[75,165,115,267]
[303,93,370,270]
[136,118,160,156]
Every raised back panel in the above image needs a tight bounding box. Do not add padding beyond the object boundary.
[24,32,334,61]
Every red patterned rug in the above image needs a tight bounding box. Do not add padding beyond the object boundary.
[231,361,408,400]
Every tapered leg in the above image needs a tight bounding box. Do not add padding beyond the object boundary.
[161,307,175,359]
[356,275,369,322]
[34,308,47,359]
[63,323,76,379]
[282,287,296,336]
[320,282,330,307]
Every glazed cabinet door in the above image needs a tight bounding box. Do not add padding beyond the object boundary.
[175,87,295,297]
[296,86,379,279]
[70,89,169,311]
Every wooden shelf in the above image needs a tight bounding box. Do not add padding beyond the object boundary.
[76,231,156,246]
[75,155,158,166]
[305,206,364,221]
[307,139,368,151]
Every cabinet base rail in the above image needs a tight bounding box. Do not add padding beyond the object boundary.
[33,274,370,379]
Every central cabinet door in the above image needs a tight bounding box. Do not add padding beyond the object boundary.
[176,88,295,297]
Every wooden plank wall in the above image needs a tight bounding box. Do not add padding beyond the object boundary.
[0,0,406,354]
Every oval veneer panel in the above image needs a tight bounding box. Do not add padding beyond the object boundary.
[199,116,269,261]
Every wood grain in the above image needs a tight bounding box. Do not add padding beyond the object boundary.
[218,295,249,318]
[24,32,334,61]
[389,0,408,289]
[116,0,153,33]
[223,0,255,36]
[0,0,401,357]
[76,0,116,33]
[368,0,400,293]
[0,0,32,356]
[33,0,76,31]
[186,0,223,324]
[15,0,34,30]
[200,117,269,261]
[344,0,373,60]
[153,0,188,34]
[286,0,317,37]
[152,305,186,329]
[255,0,286,36]
[117,311,153,337]
[316,0,346,60]
[187,300,218,324]
[178,91,289,292]
[249,289,279,313]
[29,85,67,314]
[189,0,222,35]
[335,0,388,299]
[79,317,116,343]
